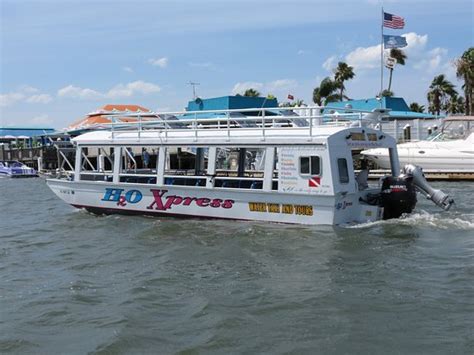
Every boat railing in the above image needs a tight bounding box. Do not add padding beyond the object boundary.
[95,106,385,142]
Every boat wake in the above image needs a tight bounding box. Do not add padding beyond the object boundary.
[346,209,474,230]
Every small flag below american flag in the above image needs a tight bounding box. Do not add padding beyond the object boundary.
[383,12,405,29]
[287,94,294,100]
[308,176,321,188]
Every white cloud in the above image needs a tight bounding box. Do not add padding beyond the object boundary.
[231,81,264,95]
[341,32,441,73]
[148,57,168,68]
[122,66,134,73]
[31,114,53,125]
[345,44,381,70]
[57,81,161,100]
[19,85,40,94]
[26,94,53,104]
[232,79,298,98]
[0,92,25,107]
[297,49,306,55]
[57,85,102,100]
[0,86,53,106]
[402,32,428,57]
[322,55,338,71]
[266,79,297,92]
[106,81,161,98]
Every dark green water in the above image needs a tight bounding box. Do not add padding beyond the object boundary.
[1,178,473,354]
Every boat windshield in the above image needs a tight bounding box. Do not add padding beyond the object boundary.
[427,119,474,141]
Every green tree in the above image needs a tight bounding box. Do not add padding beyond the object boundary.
[334,62,355,101]
[380,89,394,97]
[446,94,465,114]
[387,48,407,92]
[243,88,260,97]
[455,47,474,115]
[280,99,305,108]
[312,77,339,105]
[409,102,425,113]
[427,74,457,115]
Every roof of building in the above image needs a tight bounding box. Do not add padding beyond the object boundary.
[0,127,55,138]
[66,104,154,132]
[90,104,151,116]
[326,97,440,120]
[186,95,278,112]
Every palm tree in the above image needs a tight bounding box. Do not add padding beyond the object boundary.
[409,102,425,113]
[427,74,457,115]
[387,48,407,92]
[243,88,260,97]
[312,77,339,105]
[334,62,355,101]
[380,89,394,97]
[455,47,474,115]
[446,94,465,114]
[280,99,305,108]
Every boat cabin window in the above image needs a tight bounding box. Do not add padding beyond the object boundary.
[337,158,349,184]
[299,156,321,176]
[213,147,268,189]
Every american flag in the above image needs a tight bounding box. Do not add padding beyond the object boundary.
[383,12,405,29]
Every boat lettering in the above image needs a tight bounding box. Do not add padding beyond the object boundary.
[147,189,234,211]
[101,188,143,206]
[336,201,353,210]
[248,202,313,216]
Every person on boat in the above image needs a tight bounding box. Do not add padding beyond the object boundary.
[356,158,369,190]
[143,148,150,169]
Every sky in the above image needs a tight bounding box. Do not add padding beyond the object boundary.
[0,0,473,129]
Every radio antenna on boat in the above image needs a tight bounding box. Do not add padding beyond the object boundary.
[188,81,200,99]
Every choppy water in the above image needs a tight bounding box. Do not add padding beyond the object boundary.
[0,178,473,354]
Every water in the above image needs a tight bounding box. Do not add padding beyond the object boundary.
[1,178,473,354]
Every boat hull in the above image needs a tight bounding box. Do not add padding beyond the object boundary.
[46,179,381,225]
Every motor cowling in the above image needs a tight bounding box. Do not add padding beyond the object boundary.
[380,175,417,219]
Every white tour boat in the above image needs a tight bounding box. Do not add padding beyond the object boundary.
[362,116,474,172]
[46,107,453,225]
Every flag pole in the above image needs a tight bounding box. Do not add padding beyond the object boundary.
[380,6,384,105]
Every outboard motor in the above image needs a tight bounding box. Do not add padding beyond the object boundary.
[402,164,454,211]
[380,175,417,219]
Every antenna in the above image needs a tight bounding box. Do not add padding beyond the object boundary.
[188,81,200,99]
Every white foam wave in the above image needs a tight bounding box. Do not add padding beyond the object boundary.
[346,210,474,230]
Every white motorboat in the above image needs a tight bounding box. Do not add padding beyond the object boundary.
[0,160,38,178]
[362,116,474,172]
[46,106,453,225]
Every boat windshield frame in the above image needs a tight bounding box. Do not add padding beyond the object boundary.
[427,118,474,141]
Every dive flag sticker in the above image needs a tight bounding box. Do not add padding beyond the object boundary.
[308,176,321,188]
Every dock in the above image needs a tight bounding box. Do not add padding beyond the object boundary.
[369,169,474,181]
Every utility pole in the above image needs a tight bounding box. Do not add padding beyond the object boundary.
[188,81,200,99]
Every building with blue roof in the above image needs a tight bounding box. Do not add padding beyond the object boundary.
[186,95,278,112]
[325,97,441,141]
[0,126,55,138]
[325,97,440,120]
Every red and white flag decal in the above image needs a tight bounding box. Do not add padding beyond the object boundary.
[308,176,321,187]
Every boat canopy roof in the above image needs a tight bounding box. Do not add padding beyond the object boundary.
[72,124,396,149]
